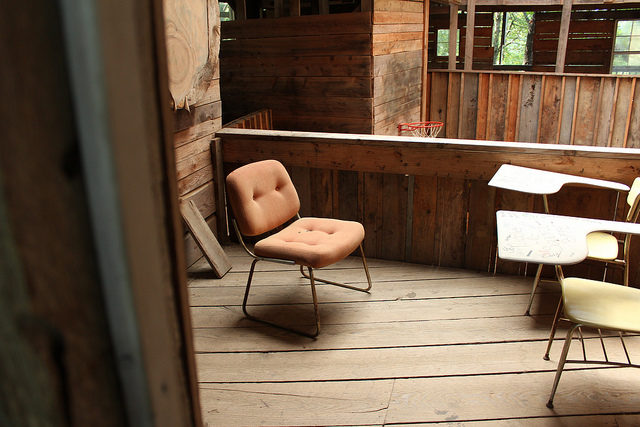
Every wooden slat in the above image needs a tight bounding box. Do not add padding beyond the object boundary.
[435,177,468,267]
[221,12,371,39]
[464,0,476,70]
[221,34,371,57]
[487,73,508,141]
[448,4,459,70]
[518,74,542,143]
[475,73,490,140]
[380,173,408,261]
[572,76,600,146]
[385,370,640,423]
[180,200,231,278]
[626,78,640,149]
[459,72,479,139]
[610,78,634,148]
[409,175,438,264]
[446,72,461,138]
[555,0,574,72]
[538,75,563,144]
[200,381,393,426]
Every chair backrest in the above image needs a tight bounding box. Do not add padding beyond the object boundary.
[226,160,300,236]
[627,177,640,222]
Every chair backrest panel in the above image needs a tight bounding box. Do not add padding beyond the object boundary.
[627,177,640,222]
[226,160,300,236]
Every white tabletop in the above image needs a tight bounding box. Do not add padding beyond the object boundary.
[496,210,640,265]
[488,164,629,195]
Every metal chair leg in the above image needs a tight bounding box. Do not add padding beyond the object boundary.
[544,298,564,360]
[547,324,580,409]
[299,244,372,293]
[242,259,320,338]
[525,264,544,316]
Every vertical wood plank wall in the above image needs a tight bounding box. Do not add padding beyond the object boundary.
[372,0,424,134]
[427,70,640,148]
[220,13,374,133]
[173,72,222,266]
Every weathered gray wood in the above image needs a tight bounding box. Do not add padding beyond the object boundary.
[181,200,231,277]
[555,0,573,72]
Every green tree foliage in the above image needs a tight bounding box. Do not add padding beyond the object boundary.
[493,12,534,65]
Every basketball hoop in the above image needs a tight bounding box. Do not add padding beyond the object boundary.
[398,121,444,138]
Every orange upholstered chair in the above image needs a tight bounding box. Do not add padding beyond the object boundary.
[226,160,372,337]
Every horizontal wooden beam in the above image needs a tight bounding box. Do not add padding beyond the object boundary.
[466,0,639,5]
[216,128,640,183]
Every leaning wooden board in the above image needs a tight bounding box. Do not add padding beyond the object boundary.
[180,200,231,277]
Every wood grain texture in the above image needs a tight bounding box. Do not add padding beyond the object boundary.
[181,200,231,277]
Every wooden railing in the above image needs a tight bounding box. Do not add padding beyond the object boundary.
[223,108,273,130]
[217,127,640,283]
[427,70,640,149]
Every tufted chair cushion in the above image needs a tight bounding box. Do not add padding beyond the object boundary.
[226,160,300,236]
[254,217,365,268]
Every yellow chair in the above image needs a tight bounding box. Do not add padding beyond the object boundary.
[225,159,372,338]
[585,177,640,287]
[525,177,640,315]
[546,277,640,408]
[542,178,640,359]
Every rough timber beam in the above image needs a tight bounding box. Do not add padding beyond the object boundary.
[457,0,639,5]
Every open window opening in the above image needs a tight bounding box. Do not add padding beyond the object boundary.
[436,28,460,57]
[612,19,640,74]
[492,11,535,68]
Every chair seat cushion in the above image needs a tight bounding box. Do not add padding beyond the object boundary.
[562,277,640,333]
[586,231,619,260]
[254,217,365,268]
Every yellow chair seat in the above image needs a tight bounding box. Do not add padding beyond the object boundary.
[586,231,618,260]
[562,277,640,333]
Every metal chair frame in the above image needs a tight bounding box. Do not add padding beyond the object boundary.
[546,322,639,409]
[233,217,372,338]
[543,196,640,359]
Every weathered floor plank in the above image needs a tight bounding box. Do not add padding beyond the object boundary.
[191,244,640,426]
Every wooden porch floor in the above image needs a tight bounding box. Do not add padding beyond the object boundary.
[188,245,640,426]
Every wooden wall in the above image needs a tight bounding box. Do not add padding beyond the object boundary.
[218,129,640,284]
[372,0,424,134]
[220,13,374,134]
[429,4,494,70]
[532,5,640,73]
[427,70,640,148]
[173,73,222,266]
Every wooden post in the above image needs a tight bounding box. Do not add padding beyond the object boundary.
[236,0,246,20]
[555,0,572,72]
[361,0,372,12]
[319,0,329,14]
[290,0,300,16]
[274,0,283,17]
[421,0,431,121]
[449,4,459,70]
[464,0,475,71]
